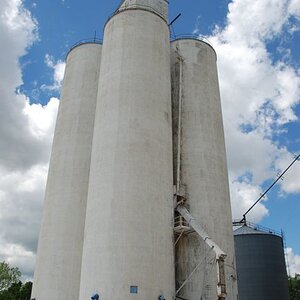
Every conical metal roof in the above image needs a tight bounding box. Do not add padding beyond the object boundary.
[234,225,270,236]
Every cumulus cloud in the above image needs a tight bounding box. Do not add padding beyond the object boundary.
[0,0,299,282]
[230,180,269,222]
[275,151,300,194]
[0,0,59,279]
[24,97,59,139]
[286,248,300,276]
[0,161,52,278]
[207,0,300,222]
[288,0,300,19]
[41,54,66,91]
[0,242,35,281]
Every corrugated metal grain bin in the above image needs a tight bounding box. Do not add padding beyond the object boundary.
[234,225,289,300]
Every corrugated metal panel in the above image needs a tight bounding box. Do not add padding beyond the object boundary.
[234,232,290,300]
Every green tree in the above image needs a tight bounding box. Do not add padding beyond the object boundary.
[6,281,22,299]
[0,261,21,292]
[0,281,33,300]
[20,281,32,300]
[0,289,14,300]
[289,274,300,300]
[0,261,32,300]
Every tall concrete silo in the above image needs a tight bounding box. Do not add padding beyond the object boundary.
[234,224,290,300]
[31,42,102,300]
[171,38,238,300]
[78,1,175,299]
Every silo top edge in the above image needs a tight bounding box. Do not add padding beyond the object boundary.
[105,5,168,30]
[117,0,169,6]
[171,35,217,59]
[234,224,282,237]
[116,0,169,10]
[66,39,103,60]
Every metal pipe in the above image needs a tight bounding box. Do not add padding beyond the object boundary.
[176,205,227,299]
[176,56,183,194]
[176,205,226,258]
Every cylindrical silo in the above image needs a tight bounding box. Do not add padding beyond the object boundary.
[31,42,102,300]
[78,1,175,299]
[171,38,238,300]
[234,225,290,300]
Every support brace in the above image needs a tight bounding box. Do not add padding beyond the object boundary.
[176,205,227,299]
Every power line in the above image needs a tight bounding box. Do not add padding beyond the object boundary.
[240,154,300,223]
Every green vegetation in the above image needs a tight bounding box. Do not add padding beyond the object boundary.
[289,274,300,300]
[0,261,32,300]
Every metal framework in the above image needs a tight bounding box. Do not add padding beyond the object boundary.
[174,199,227,300]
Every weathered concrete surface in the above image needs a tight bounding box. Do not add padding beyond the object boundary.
[119,0,168,20]
[171,39,238,300]
[31,43,102,300]
[79,7,175,300]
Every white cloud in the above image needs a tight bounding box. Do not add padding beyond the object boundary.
[0,164,48,253]
[41,54,66,91]
[0,0,58,279]
[230,180,269,222]
[275,151,300,194]
[207,1,300,276]
[206,0,300,222]
[224,0,291,43]
[289,0,300,19]
[0,0,299,282]
[24,97,59,139]
[286,248,300,276]
[0,242,35,281]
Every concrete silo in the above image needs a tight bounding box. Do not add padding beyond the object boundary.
[31,42,102,300]
[234,224,290,300]
[32,2,239,299]
[78,1,175,299]
[171,38,238,300]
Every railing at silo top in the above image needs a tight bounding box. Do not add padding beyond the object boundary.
[170,34,217,57]
[233,219,283,238]
[106,3,168,26]
[66,38,103,60]
[171,34,213,46]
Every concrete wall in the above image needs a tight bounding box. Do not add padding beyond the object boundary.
[119,0,168,20]
[31,43,102,300]
[171,39,238,300]
[78,7,175,300]
[33,4,239,300]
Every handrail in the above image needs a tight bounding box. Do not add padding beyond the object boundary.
[233,219,282,237]
[66,38,103,60]
[118,3,166,18]
[105,3,168,28]
[171,34,214,48]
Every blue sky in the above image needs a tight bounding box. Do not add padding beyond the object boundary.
[0,0,299,279]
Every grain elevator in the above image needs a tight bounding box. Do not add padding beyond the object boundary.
[31,1,238,299]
